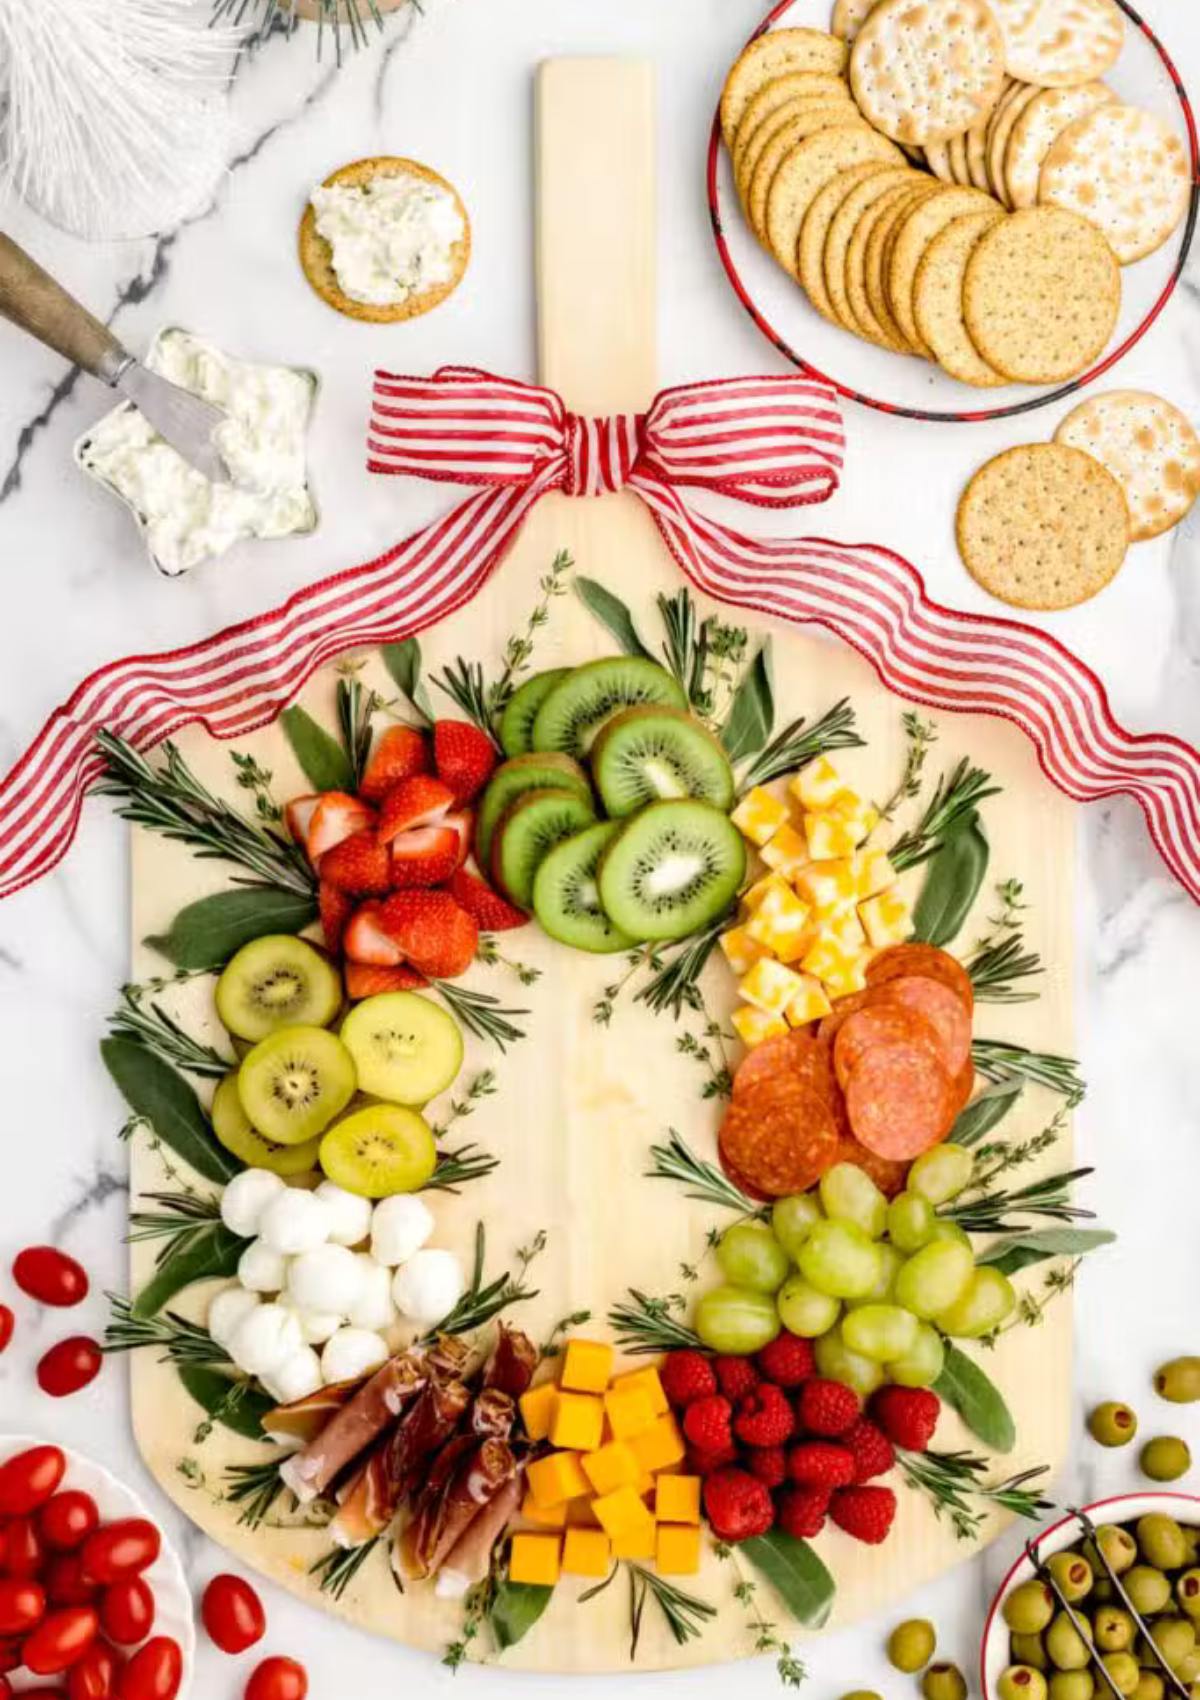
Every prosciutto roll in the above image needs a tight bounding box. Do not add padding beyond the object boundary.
[280,1352,426,1504]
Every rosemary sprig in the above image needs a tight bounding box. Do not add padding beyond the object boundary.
[127,1190,224,1266]
[433,982,528,1051]
[311,1537,382,1600]
[429,1070,498,1138]
[715,1544,805,1688]
[108,986,231,1078]
[972,1040,1086,1106]
[608,1289,703,1356]
[637,920,729,1020]
[423,1143,500,1194]
[422,1223,543,1342]
[657,588,712,715]
[432,658,496,742]
[335,669,378,788]
[941,1166,1095,1235]
[898,1449,1052,1542]
[737,698,864,792]
[627,1563,716,1655]
[889,758,1002,872]
[103,1297,230,1367]
[645,1129,764,1216]
[876,711,938,824]
[967,934,1044,1004]
[223,1458,291,1530]
[95,732,315,897]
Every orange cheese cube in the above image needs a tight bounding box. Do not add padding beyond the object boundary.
[731,1005,788,1049]
[521,1492,567,1528]
[526,1450,590,1508]
[550,1392,606,1453]
[609,1365,669,1417]
[509,1532,562,1586]
[518,1382,559,1442]
[719,924,769,978]
[611,1522,656,1560]
[581,1441,639,1497]
[562,1526,611,1578]
[603,1383,657,1442]
[655,1475,702,1524]
[629,1414,686,1475]
[566,1497,602,1527]
[656,1523,702,1575]
[560,1339,614,1394]
[592,1485,655,1542]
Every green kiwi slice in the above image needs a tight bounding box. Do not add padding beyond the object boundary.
[531,822,637,954]
[215,935,342,1043]
[590,706,735,817]
[236,1024,357,1145]
[319,1103,437,1198]
[491,788,597,909]
[498,668,572,757]
[597,800,746,942]
[210,1073,323,1176]
[531,658,687,758]
[340,992,464,1107]
[474,753,592,871]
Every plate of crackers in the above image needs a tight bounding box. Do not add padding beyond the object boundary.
[708,0,1198,422]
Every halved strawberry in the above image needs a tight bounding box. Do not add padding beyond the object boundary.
[343,902,406,966]
[449,868,528,932]
[307,792,376,864]
[444,810,473,871]
[433,720,498,805]
[344,962,429,999]
[359,725,430,802]
[389,824,463,889]
[319,880,354,953]
[379,890,479,980]
[319,829,393,895]
[284,793,321,846]
[377,774,455,845]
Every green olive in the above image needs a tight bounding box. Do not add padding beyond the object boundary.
[1154,1357,1200,1404]
[841,1693,883,1700]
[1047,1552,1094,1603]
[887,1617,936,1672]
[1004,1580,1057,1634]
[1181,1574,1200,1619]
[920,1665,967,1700]
[1084,1525,1138,1577]
[1045,1611,1092,1671]
[1140,1435,1192,1482]
[1088,1401,1139,1447]
[1100,1652,1140,1697]
[1138,1514,1190,1571]
[1048,1676,1094,1700]
[1011,1631,1048,1670]
[998,1668,1048,1700]
[1091,1578,1116,1604]
[1125,1565,1172,1615]
[1132,1675,1164,1700]
[1177,1648,1200,1682]
[1093,1606,1135,1651]
[1144,1615,1196,1671]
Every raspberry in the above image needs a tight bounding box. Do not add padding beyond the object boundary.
[756,1332,815,1388]
[683,1395,733,1453]
[687,1443,739,1477]
[734,1384,795,1448]
[745,1445,788,1489]
[842,1417,896,1484]
[713,1355,760,1401]
[660,1350,718,1409]
[870,1386,941,1453]
[795,1377,861,1438]
[776,1486,831,1540]
[787,1441,856,1491]
[830,1484,897,1545]
[702,1469,774,1542]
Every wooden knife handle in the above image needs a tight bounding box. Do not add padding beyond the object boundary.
[0,232,124,380]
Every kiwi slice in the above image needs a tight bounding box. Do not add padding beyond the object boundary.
[591,706,735,817]
[210,1073,323,1176]
[491,787,597,909]
[531,658,687,758]
[237,1024,357,1145]
[474,753,592,871]
[319,1103,437,1198]
[215,935,342,1043]
[597,800,746,942]
[340,992,463,1107]
[498,668,572,758]
[531,822,636,954]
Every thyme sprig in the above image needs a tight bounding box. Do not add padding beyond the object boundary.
[889,758,1002,872]
[103,1297,231,1367]
[127,1190,224,1265]
[476,935,541,986]
[433,982,528,1051]
[231,752,283,826]
[423,1223,543,1342]
[972,1040,1086,1106]
[963,1105,1069,1184]
[983,1260,1082,1346]
[108,986,231,1079]
[876,711,938,824]
[608,1289,703,1356]
[941,1165,1095,1235]
[311,1537,383,1600]
[430,1070,498,1138]
[737,698,863,792]
[645,1129,764,1216]
[898,1449,1052,1542]
[967,934,1044,1004]
[715,1544,805,1688]
[224,1458,291,1530]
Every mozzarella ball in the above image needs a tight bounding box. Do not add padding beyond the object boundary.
[229,1302,303,1378]
[345,1255,398,1333]
[315,1180,374,1248]
[287,1243,364,1316]
[320,1327,389,1386]
[285,1305,342,1346]
[257,1188,332,1256]
[220,1168,286,1239]
[261,1346,323,1406]
[207,1285,261,1349]
[237,1238,288,1294]
[391,1249,464,1327]
[371,1195,434,1267]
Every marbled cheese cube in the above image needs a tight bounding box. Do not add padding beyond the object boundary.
[820,948,873,1000]
[801,930,864,989]
[784,974,833,1027]
[731,1005,788,1049]
[829,786,879,847]
[759,822,809,879]
[789,756,843,812]
[850,848,896,899]
[804,811,861,860]
[795,857,859,915]
[720,925,768,978]
[859,888,914,948]
[738,957,805,1016]
[745,884,812,963]
[740,871,790,916]
[731,786,789,847]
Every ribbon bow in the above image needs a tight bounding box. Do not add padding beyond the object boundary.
[1,365,1199,906]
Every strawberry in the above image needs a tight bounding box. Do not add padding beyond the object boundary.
[344,962,428,999]
[795,1378,861,1438]
[776,1486,831,1540]
[389,825,463,889]
[756,1332,815,1389]
[343,903,405,967]
[318,829,393,895]
[377,775,455,844]
[306,792,376,864]
[702,1469,774,1542]
[842,1417,895,1484]
[830,1484,897,1545]
[744,1445,788,1489]
[359,725,429,802]
[378,891,479,980]
[284,793,321,846]
[434,719,498,804]
[448,869,528,933]
[682,1395,733,1455]
[444,810,473,871]
[869,1387,940,1453]
[687,1443,739,1477]
[786,1441,856,1491]
[733,1384,795,1448]
[713,1356,760,1402]
[319,880,354,953]
[660,1350,718,1409]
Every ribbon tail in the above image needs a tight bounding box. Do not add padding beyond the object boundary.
[635,473,1200,906]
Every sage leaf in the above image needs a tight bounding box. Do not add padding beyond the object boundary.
[101,1037,239,1186]
[740,1529,835,1627]
[951,1079,1023,1149]
[722,642,775,762]
[489,1577,555,1651]
[979,1227,1116,1278]
[574,577,654,661]
[280,706,354,793]
[177,1365,272,1440]
[145,886,317,970]
[934,1343,1016,1453]
[380,640,436,722]
[134,1225,248,1318]
[912,813,990,947]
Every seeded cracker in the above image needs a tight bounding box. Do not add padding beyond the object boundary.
[986,81,1040,207]
[748,105,868,240]
[800,163,895,322]
[864,183,941,352]
[721,29,850,147]
[1038,104,1190,265]
[1003,82,1115,211]
[889,184,997,353]
[824,166,923,335]
[766,126,904,278]
[849,0,1006,147]
[831,0,881,42]
[992,0,1124,88]
[1055,391,1200,542]
[913,209,1008,385]
[846,183,928,348]
[733,70,855,165]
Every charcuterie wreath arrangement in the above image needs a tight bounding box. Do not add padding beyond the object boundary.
[92,560,1113,1680]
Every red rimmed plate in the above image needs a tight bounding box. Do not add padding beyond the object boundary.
[708,0,1199,423]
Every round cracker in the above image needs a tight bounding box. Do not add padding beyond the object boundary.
[966,83,1010,189]
[766,126,904,277]
[849,0,1006,147]
[799,162,897,322]
[924,139,955,183]
[963,206,1119,382]
[831,0,880,42]
[864,182,940,352]
[736,95,856,219]
[846,182,928,348]
[748,105,868,239]
[914,209,1009,385]
[956,442,1129,610]
[947,132,972,187]
[992,0,1124,88]
[732,71,855,180]
[889,184,997,353]
[721,29,850,146]
[1038,104,1191,266]
[987,81,1040,207]
[1004,82,1114,211]
[824,166,922,334]
[299,156,471,324]
[1054,390,1200,542]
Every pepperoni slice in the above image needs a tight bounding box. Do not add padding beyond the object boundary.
[830,1136,910,1200]
[876,975,972,1075]
[717,1146,774,1204]
[949,1057,976,1117]
[733,1031,809,1098]
[832,1003,943,1093]
[817,990,877,1045]
[718,1075,841,1197]
[844,1041,955,1159]
[867,943,974,1014]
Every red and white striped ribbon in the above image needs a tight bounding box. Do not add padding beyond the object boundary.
[0,364,1198,904]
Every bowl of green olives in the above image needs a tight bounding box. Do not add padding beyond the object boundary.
[982,1494,1200,1699]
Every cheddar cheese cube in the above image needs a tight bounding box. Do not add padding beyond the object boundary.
[637,1470,657,1498]
[509,1532,562,1586]
[740,872,790,916]
[550,1392,606,1453]
[732,787,789,847]
[630,1414,686,1475]
[804,811,861,860]
[603,1383,657,1442]
[518,1382,559,1442]
[738,957,806,1016]
[592,1484,655,1542]
[521,1492,567,1529]
[581,1441,639,1497]
[731,1005,788,1049]
[795,857,859,915]
[609,1365,668,1417]
[656,1523,702,1576]
[850,847,896,899]
[789,756,843,812]
[784,973,833,1028]
[759,822,809,879]
[560,1339,614,1394]
[719,924,769,978]
[859,888,914,948]
[562,1526,611,1578]
[745,884,813,964]
[566,1497,602,1527]
[527,1450,590,1508]
[655,1475,701,1524]
[611,1522,656,1560]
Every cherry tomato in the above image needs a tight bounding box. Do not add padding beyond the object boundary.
[66,1635,124,1699]
[80,1522,160,1587]
[0,1445,66,1515]
[244,1656,308,1700]
[0,1679,11,1700]
[41,1493,100,1553]
[116,1635,182,1700]
[38,1338,102,1399]
[201,1574,265,1656]
[0,1306,13,1354]
[0,1577,45,1635]
[99,1577,154,1645]
[2,1514,45,1577]
[13,1247,89,1308]
[21,1605,99,1674]
[46,1555,99,1608]
[0,1640,19,1674]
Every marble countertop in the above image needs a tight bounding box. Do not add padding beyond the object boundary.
[0,0,1198,1693]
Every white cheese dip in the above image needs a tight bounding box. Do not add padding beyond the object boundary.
[79,329,316,576]
[309,171,465,307]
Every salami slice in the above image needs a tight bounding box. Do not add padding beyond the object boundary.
[866,943,975,1014]
[876,975,972,1075]
[719,1074,841,1198]
[830,1135,910,1200]
[844,1041,955,1160]
[832,1003,943,1093]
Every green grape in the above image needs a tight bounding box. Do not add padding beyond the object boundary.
[819,1162,887,1238]
[694,1284,781,1354]
[908,1143,974,1205]
[887,1191,936,1253]
[887,1321,946,1387]
[848,1242,903,1307]
[715,1223,791,1293]
[842,1303,920,1363]
[814,1328,886,1397]
[926,1219,971,1249]
[935,1267,1016,1338]
[894,1239,974,1320]
[776,1273,841,1339]
[798,1219,884,1299]
[771,1192,823,1260]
